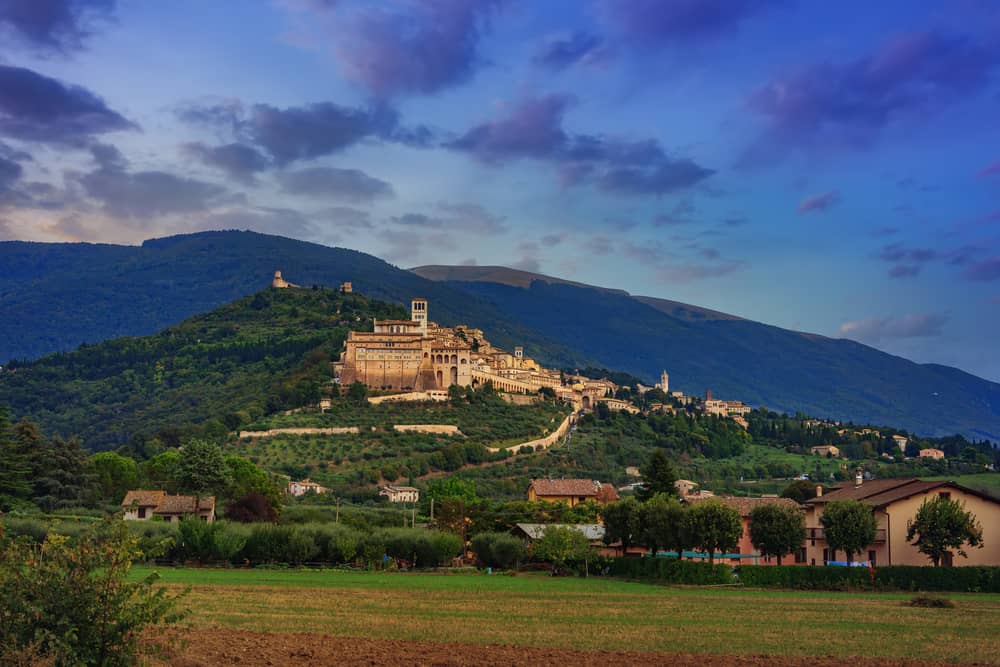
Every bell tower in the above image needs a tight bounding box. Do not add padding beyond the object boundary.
[411,298,428,334]
[660,370,669,393]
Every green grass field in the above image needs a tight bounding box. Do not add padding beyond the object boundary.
[139,567,1000,663]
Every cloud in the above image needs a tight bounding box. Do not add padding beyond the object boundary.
[182,142,271,185]
[512,256,541,272]
[722,216,749,227]
[0,0,115,55]
[532,31,608,70]
[656,259,747,282]
[599,0,782,46]
[839,313,948,342]
[448,93,714,196]
[652,200,695,226]
[797,190,840,214]
[0,65,135,145]
[276,166,394,202]
[386,202,506,235]
[540,233,566,246]
[887,264,920,278]
[317,205,372,228]
[0,217,14,239]
[963,257,1000,281]
[0,155,23,196]
[582,235,614,256]
[192,206,315,238]
[742,31,1000,164]
[332,0,503,98]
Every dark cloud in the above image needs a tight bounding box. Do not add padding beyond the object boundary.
[652,200,695,226]
[333,0,503,98]
[182,142,271,185]
[888,264,920,278]
[387,202,506,236]
[276,166,394,202]
[449,93,714,197]
[964,257,1000,281]
[797,190,840,214]
[582,235,614,256]
[246,102,386,165]
[722,216,748,226]
[0,65,134,146]
[839,313,948,341]
[390,212,436,227]
[75,159,231,221]
[532,31,608,70]
[0,154,23,194]
[175,98,244,135]
[318,205,372,228]
[192,206,315,238]
[743,31,1000,165]
[599,0,782,46]
[540,233,566,246]
[0,0,115,55]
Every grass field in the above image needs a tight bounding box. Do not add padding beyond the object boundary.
[140,567,1000,663]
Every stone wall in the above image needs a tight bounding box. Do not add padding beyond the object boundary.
[238,426,360,439]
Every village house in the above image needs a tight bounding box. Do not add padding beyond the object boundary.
[511,523,626,557]
[380,485,420,503]
[288,479,328,497]
[527,479,619,506]
[121,490,215,523]
[686,496,803,565]
[918,448,945,460]
[811,445,840,457]
[674,479,699,497]
[802,478,1000,566]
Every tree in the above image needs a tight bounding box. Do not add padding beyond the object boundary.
[602,496,643,555]
[906,495,984,566]
[684,499,742,565]
[142,450,180,491]
[640,494,688,556]
[533,526,591,575]
[173,439,229,498]
[0,408,32,510]
[32,435,91,511]
[346,380,368,406]
[748,502,805,565]
[89,451,140,504]
[820,500,877,563]
[225,491,279,522]
[780,479,821,503]
[638,449,677,501]
[224,455,282,510]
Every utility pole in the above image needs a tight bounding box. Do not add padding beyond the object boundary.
[336,497,340,524]
[430,497,434,522]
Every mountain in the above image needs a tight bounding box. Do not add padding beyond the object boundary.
[410,265,1000,442]
[1,231,999,440]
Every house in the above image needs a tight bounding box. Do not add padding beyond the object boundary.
[811,445,840,457]
[380,485,420,503]
[511,523,625,557]
[892,434,908,451]
[918,448,945,460]
[121,490,215,523]
[675,479,699,497]
[802,478,1000,566]
[685,496,802,565]
[527,479,619,506]
[288,479,328,497]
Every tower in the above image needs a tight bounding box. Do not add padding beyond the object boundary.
[411,298,428,334]
[514,346,523,359]
[659,370,669,393]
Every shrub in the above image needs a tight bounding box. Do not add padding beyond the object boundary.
[286,528,319,564]
[609,557,732,585]
[0,520,187,666]
[907,595,954,608]
[471,532,525,570]
[245,524,294,563]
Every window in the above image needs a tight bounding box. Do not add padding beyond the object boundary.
[138,507,146,519]
[868,550,877,565]
[938,492,951,499]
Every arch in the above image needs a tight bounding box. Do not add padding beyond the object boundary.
[436,370,443,386]
[582,395,592,410]
[423,352,428,358]
[451,354,458,364]
[460,358,467,364]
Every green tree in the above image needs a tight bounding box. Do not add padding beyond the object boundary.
[638,449,677,501]
[89,451,140,504]
[640,493,688,556]
[780,479,821,503]
[0,520,186,665]
[533,525,591,575]
[748,502,805,565]
[173,439,229,499]
[32,435,91,511]
[684,499,743,565]
[346,380,368,406]
[0,408,32,511]
[142,450,180,491]
[224,455,282,509]
[820,500,877,563]
[426,477,477,503]
[602,496,643,555]
[906,495,984,566]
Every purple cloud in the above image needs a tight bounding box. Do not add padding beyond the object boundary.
[276,166,394,203]
[964,257,1000,281]
[449,93,714,196]
[888,265,920,278]
[386,202,506,236]
[182,142,272,185]
[0,65,135,146]
[246,102,387,165]
[743,31,1000,164]
[0,0,115,55]
[797,190,840,214]
[334,0,503,99]
[532,31,607,70]
[839,313,948,342]
[599,0,783,46]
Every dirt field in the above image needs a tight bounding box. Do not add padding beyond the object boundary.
[162,628,975,667]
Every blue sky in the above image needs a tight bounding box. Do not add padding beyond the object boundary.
[1,0,999,380]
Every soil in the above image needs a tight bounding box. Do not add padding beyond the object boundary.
[158,628,979,667]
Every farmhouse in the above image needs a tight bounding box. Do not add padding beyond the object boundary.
[918,448,945,460]
[288,479,328,496]
[380,485,420,503]
[802,478,1000,566]
[511,523,620,556]
[810,445,840,457]
[527,479,619,506]
[121,490,215,523]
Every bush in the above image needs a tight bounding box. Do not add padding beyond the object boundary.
[245,524,294,563]
[0,520,187,666]
[472,532,525,570]
[609,557,732,585]
[907,595,954,608]
[736,565,1000,592]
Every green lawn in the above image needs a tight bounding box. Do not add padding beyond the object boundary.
[925,473,1000,496]
[139,567,1000,663]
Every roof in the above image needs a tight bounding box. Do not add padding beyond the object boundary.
[155,494,215,514]
[514,523,606,541]
[382,485,419,492]
[530,479,603,497]
[685,495,799,517]
[805,478,1000,508]
[122,490,165,507]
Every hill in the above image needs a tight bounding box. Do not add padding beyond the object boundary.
[2,231,999,439]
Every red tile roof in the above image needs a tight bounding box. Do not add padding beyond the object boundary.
[530,479,603,497]
[686,495,799,516]
[122,490,165,507]
[121,490,214,514]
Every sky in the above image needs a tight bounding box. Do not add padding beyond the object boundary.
[1,0,999,381]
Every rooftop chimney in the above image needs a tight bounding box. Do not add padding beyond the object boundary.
[855,471,863,487]
[815,485,823,498]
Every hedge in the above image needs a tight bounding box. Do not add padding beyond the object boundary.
[736,564,1000,592]
[609,557,732,585]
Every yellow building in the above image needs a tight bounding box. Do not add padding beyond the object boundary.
[802,478,1000,566]
[527,479,620,506]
